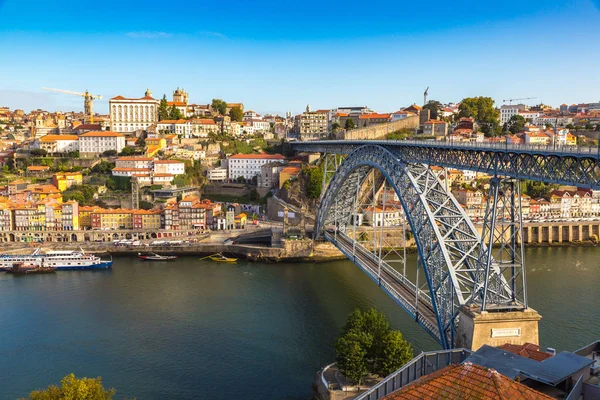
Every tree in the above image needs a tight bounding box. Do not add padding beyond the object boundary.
[345,118,356,130]
[211,99,228,116]
[423,100,443,120]
[30,149,48,157]
[102,150,117,157]
[458,97,501,136]
[229,106,243,122]
[545,123,554,130]
[169,105,183,120]
[335,331,369,385]
[119,147,133,156]
[585,123,594,130]
[158,95,170,121]
[379,330,414,376]
[304,165,323,199]
[91,161,115,174]
[566,123,575,130]
[506,115,526,134]
[331,122,340,131]
[336,308,414,380]
[22,373,115,400]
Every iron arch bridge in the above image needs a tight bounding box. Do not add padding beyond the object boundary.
[293,140,600,349]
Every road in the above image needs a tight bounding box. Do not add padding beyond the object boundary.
[327,230,440,339]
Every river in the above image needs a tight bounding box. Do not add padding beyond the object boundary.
[0,247,598,399]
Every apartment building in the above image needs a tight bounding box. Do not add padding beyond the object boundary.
[38,135,79,154]
[228,153,285,181]
[79,131,125,155]
[294,106,329,140]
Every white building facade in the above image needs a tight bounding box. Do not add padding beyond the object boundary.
[109,89,159,132]
[228,154,286,181]
[79,131,125,155]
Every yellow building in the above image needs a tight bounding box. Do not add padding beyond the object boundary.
[234,213,247,229]
[133,209,162,229]
[145,137,167,157]
[279,165,301,189]
[92,208,134,230]
[53,172,83,192]
[78,206,100,229]
[566,133,577,146]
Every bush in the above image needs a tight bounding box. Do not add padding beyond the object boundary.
[30,149,48,157]
[102,150,117,157]
[21,373,115,400]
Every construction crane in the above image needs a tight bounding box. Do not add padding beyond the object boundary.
[42,87,103,123]
[502,97,537,105]
[424,87,429,106]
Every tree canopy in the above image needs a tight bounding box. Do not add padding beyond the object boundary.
[344,118,356,130]
[505,114,526,134]
[229,106,243,122]
[22,373,115,400]
[158,95,170,121]
[423,100,443,120]
[303,165,323,199]
[335,308,413,384]
[458,96,500,136]
[169,105,183,120]
[211,99,228,116]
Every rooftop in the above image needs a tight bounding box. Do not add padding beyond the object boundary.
[229,153,285,160]
[382,362,553,400]
[80,131,124,138]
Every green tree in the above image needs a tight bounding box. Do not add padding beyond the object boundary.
[331,122,340,131]
[158,95,170,121]
[22,373,115,400]
[423,100,443,120]
[211,99,228,116]
[585,123,594,130]
[169,105,183,120]
[335,331,369,385]
[102,150,117,157]
[91,161,115,174]
[304,165,323,199]
[566,123,575,130]
[379,330,414,376]
[31,149,48,157]
[545,123,554,130]
[506,114,526,134]
[229,106,243,122]
[119,147,133,156]
[344,118,356,130]
[458,96,501,136]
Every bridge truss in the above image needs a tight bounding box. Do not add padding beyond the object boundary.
[317,144,527,348]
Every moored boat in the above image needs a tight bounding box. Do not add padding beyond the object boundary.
[2,262,57,275]
[207,253,238,263]
[0,249,112,271]
[137,253,178,261]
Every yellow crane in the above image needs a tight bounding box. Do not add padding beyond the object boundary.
[42,87,103,123]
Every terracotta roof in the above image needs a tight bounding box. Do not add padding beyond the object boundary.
[110,95,157,101]
[382,362,553,400]
[281,166,301,174]
[498,343,553,362]
[158,119,186,124]
[79,131,124,137]
[27,166,50,171]
[229,153,285,160]
[359,113,391,120]
[40,135,79,142]
[424,119,446,124]
[73,124,101,131]
[167,101,187,107]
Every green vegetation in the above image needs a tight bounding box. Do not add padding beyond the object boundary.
[106,176,131,191]
[201,192,267,205]
[30,149,48,157]
[303,164,323,199]
[91,161,115,174]
[139,200,154,210]
[524,181,559,198]
[335,308,413,385]
[158,95,170,121]
[211,99,228,116]
[458,96,501,136]
[345,118,356,130]
[386,128,414,140]
[169,105,183,120]
[63,184,98,205]
[102,150,118,157]
[504,114,526,134]
[21,373,116,400]
[229,106,243,122]
[423,99,443,120]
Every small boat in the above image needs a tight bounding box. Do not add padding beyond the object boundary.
[137,253,178,261]
[207,253,238,263]
[2,262,57,275]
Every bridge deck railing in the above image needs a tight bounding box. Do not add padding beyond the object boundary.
[354,348,472,400]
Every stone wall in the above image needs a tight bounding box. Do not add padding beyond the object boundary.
[334,116,419,140]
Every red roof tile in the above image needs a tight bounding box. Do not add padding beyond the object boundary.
[498,343,553,362]
[382,362,553,400]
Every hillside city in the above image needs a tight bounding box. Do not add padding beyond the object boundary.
[0,90,599,241]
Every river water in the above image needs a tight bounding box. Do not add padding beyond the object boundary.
[0,247,598,399]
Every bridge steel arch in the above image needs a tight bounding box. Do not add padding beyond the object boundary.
[317,145,509,349]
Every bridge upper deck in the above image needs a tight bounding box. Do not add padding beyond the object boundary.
[291,139,600,189]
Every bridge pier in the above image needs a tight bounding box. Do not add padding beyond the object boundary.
[455,305,542,351]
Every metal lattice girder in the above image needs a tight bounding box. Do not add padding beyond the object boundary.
[317,145,489,349]
[476,178,527,310]
[293,141,600,189]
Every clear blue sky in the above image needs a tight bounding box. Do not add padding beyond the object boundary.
[0,0,599,115]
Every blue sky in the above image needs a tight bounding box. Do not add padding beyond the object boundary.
[0,0,599,115]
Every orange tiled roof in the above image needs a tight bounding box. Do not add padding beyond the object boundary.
[167,101,187,107]
[27,166,50,171]
[154,160,184,164]
[281,166,301,174]
[382,362,553,400]
[40,135,79,142]
[359,113,391,120]
[79,131,124,137]
[498,343,553,362]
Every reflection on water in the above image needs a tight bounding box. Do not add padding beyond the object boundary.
[0,247,597,399]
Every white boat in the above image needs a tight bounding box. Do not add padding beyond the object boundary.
[137,253,178,261]
[0,249,112,270]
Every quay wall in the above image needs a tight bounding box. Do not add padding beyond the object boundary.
[333,116,420,140]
